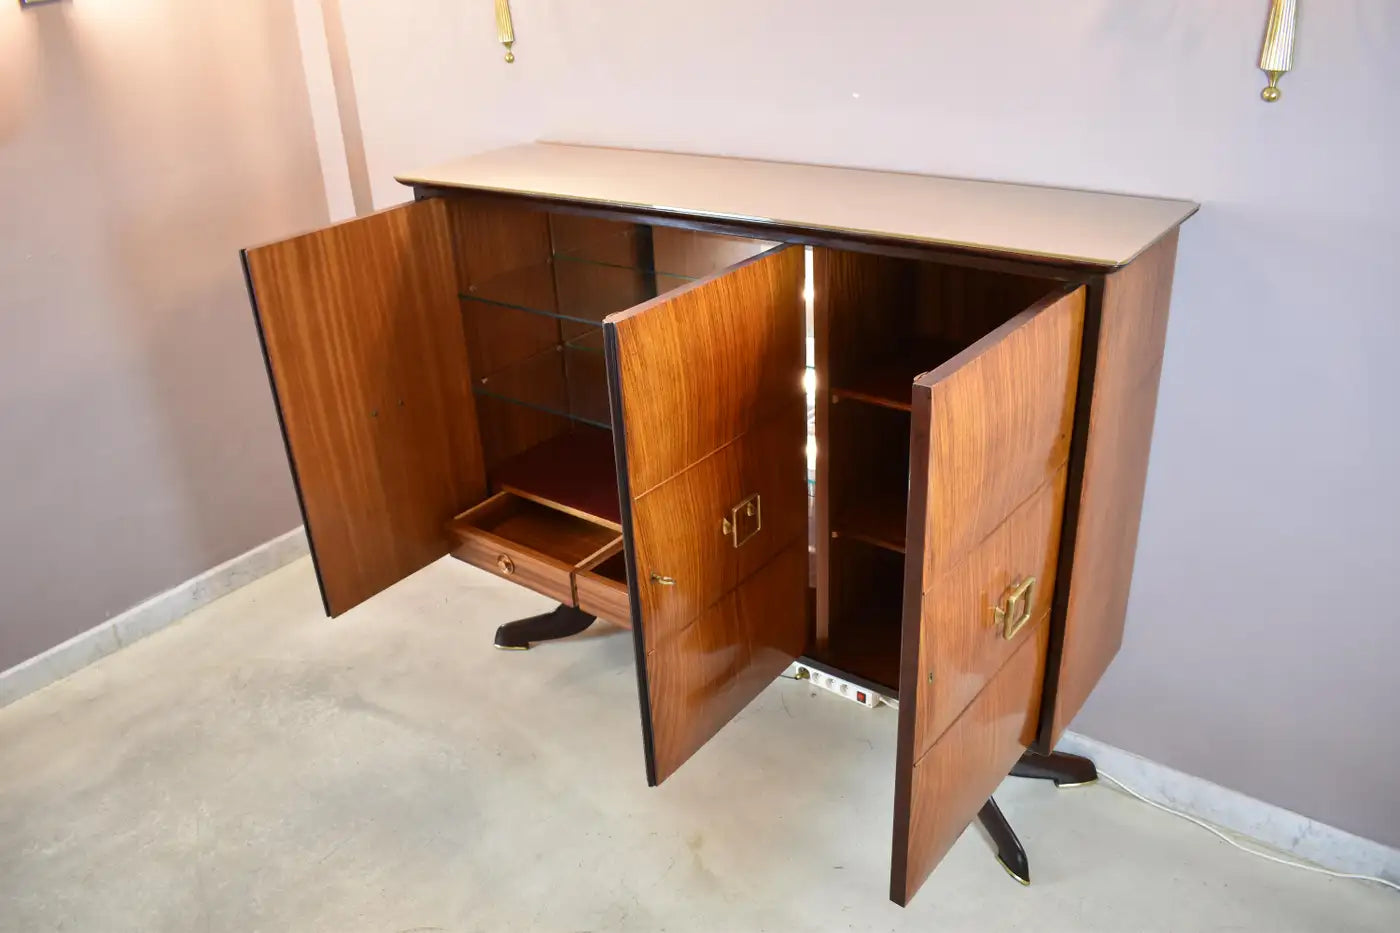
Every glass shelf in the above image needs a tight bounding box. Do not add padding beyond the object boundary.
[461,258,693,326]
[462,227,777,428]
[565,327,605,354]
[552,224,775,279]
[473,339,611,430]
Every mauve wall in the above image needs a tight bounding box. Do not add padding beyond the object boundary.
[0,1,326,669]
[322,0,1400,846]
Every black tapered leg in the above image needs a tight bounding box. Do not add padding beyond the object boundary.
[1011,750,1098,787]
[493,605,596,650]
[978,797,1029,885]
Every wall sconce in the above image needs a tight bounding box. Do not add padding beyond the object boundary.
[495,0,516,63]
[1259,0,1299,102]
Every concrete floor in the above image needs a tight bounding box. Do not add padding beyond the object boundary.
[1,558,1396,933]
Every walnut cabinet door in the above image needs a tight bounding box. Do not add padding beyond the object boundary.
[243,200,487,617]
[890,285,1087,905]
[603,246,809,786]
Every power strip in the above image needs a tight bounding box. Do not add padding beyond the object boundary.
[784,662,896,709]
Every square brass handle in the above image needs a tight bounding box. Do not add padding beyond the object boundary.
[993,576,1036,641]
[720,493,762,548]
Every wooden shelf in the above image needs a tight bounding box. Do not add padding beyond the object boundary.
[835,487,908,554]
[830,339,962,411]
[811,539,906,693]
[491,427,621,528]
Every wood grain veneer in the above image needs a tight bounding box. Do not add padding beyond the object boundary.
[817,249,918,392]
[919,287,1085,574]
[573,545,630,628]
[891,623,1048,906]
[607,246,806,495]
[914,468,1066,758]
[243,200,486,616]
[491,427,621,528]
[814,248,916,646]
[834,484,909,554]
[628,410,807,650]
[1043,231,1180,747]
[608,244,807,786]
[448,492,618,605]
[447,196,553,298]
[822,398,911,674]
[890,283,1085,906]
[812,538,904,692]
[644,540,810,783]
[830,340,962,411]
[912,263,1058,349]
[650,227,777,278]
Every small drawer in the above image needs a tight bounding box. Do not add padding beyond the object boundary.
[448,492,620,605]
[574,542,631,628]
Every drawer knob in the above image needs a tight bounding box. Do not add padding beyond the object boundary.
[496,554,516,576]
[993,576,1036,641]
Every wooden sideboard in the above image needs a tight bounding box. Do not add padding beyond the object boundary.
[241,143,1195,906]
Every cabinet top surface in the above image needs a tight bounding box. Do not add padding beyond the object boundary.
[397,143,1196,268]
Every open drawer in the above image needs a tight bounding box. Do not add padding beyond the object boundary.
[447,492,620,605]
[573,542,630,628]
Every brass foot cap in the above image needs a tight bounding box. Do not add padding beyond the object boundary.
[996,856,1031,886]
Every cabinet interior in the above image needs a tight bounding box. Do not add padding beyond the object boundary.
[812,250,1062,693]
[444,197,1063,694]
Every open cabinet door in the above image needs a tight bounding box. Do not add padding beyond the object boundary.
[243,200,486,616]
[604,246,808,786]
[890,285,1086,905]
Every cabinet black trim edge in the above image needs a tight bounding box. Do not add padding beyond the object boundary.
[603,321,660,787]
[1030,275,1107,753]
[240,249,333,618]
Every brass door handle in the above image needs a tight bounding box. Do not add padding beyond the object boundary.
[650,573,676,586]
[720,493,762,548]
[993,576,1035,641]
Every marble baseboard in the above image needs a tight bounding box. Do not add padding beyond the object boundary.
[1057,731,1400,884]
[4,535,1396,888]
[0,527,309,708]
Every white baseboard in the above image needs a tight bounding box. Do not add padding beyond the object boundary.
[1057,731,1400,884]
[0,527,309,708]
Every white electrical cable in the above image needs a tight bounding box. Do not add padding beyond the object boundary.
[1096,770,1400,893]
[782,675,1395,892]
